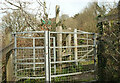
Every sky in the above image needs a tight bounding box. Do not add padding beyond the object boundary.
[45,0,92,18]
[37,0,119,18]
[46,0,119,18]
[0,0,119,23]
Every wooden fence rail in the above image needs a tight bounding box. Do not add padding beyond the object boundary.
[98,14,119,22]
[0,42,14,83]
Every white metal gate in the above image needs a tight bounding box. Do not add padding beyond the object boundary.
[13,29,97,82]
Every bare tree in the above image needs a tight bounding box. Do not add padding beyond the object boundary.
[0,0,48,32]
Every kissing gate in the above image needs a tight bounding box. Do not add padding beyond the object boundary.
[13,29,97,82]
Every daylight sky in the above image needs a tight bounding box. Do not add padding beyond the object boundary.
[0,0,119,22]
[45,0,91,18]
[45,0,119,18]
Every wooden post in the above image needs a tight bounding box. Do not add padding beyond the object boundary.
[56,26,62,71]
[74,29,78,65]
[118,1,120,80]
[0,29,3,82]
[5,28,13,82]
[5,28,12,46]
[66,28,71,60]
[86,34,88,59]
[97,21,106,81]
[0,54,2,83]
[0,28,14,82]
[0,27,13,82]
[43,1,48,19]
[6,52,14,82]
[6,28,13,82]
[93,33,97,80]
[55,5,60,25]
[2,54,6,83]
[55,5,62,71]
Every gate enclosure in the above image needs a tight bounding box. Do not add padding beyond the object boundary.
[13,29,97,82]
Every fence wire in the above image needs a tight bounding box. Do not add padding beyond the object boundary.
[14,30,97,82]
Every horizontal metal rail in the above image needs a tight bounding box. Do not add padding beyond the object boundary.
[16,37,45,39]
[14,47,44,49]
[16,56,94,61]
[51,45,94,48]
[16,36,55,39]
[15,62,44,65]
[17,66,57,72]
[51,70,95,77]
[78,55,94,58]
[17,57,44,61]
[77,30,94,34]
[50,58,93,64]
[17,57,57,61]
[16,76,45,79]
[50,31,94,35]
[15,59,93,65]
[16,70,94,79]
[17,66,44,72]
[12,31,45,34]
[15,45,94,49]
[13,31,94,35]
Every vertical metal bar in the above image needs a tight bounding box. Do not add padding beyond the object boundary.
[48,31,51,82]
[14,33,17,76]
[87,34,88,59]
[74,29,78,65]
[53,37,56,74]
[93,33,97,80]
[45,31,51,83]
[33,38,35,75]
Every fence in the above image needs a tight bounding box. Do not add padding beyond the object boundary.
[13,28,97,82]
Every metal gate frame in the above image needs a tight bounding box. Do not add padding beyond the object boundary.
[49,30,97,82]
[13,30,97,82]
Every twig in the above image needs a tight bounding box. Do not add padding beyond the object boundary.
[5,0,21,9]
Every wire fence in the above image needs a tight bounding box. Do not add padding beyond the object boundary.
[13,29,97,82]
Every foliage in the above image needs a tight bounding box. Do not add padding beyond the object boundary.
[97,1,120,81]
[2,10,39,32]
[61,2,98,32]
[0,0,56,32]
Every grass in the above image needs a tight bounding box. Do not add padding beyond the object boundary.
[17,79,45,83]
[80,60,94,65]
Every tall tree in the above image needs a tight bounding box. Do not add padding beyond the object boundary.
[73,2,98,32]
